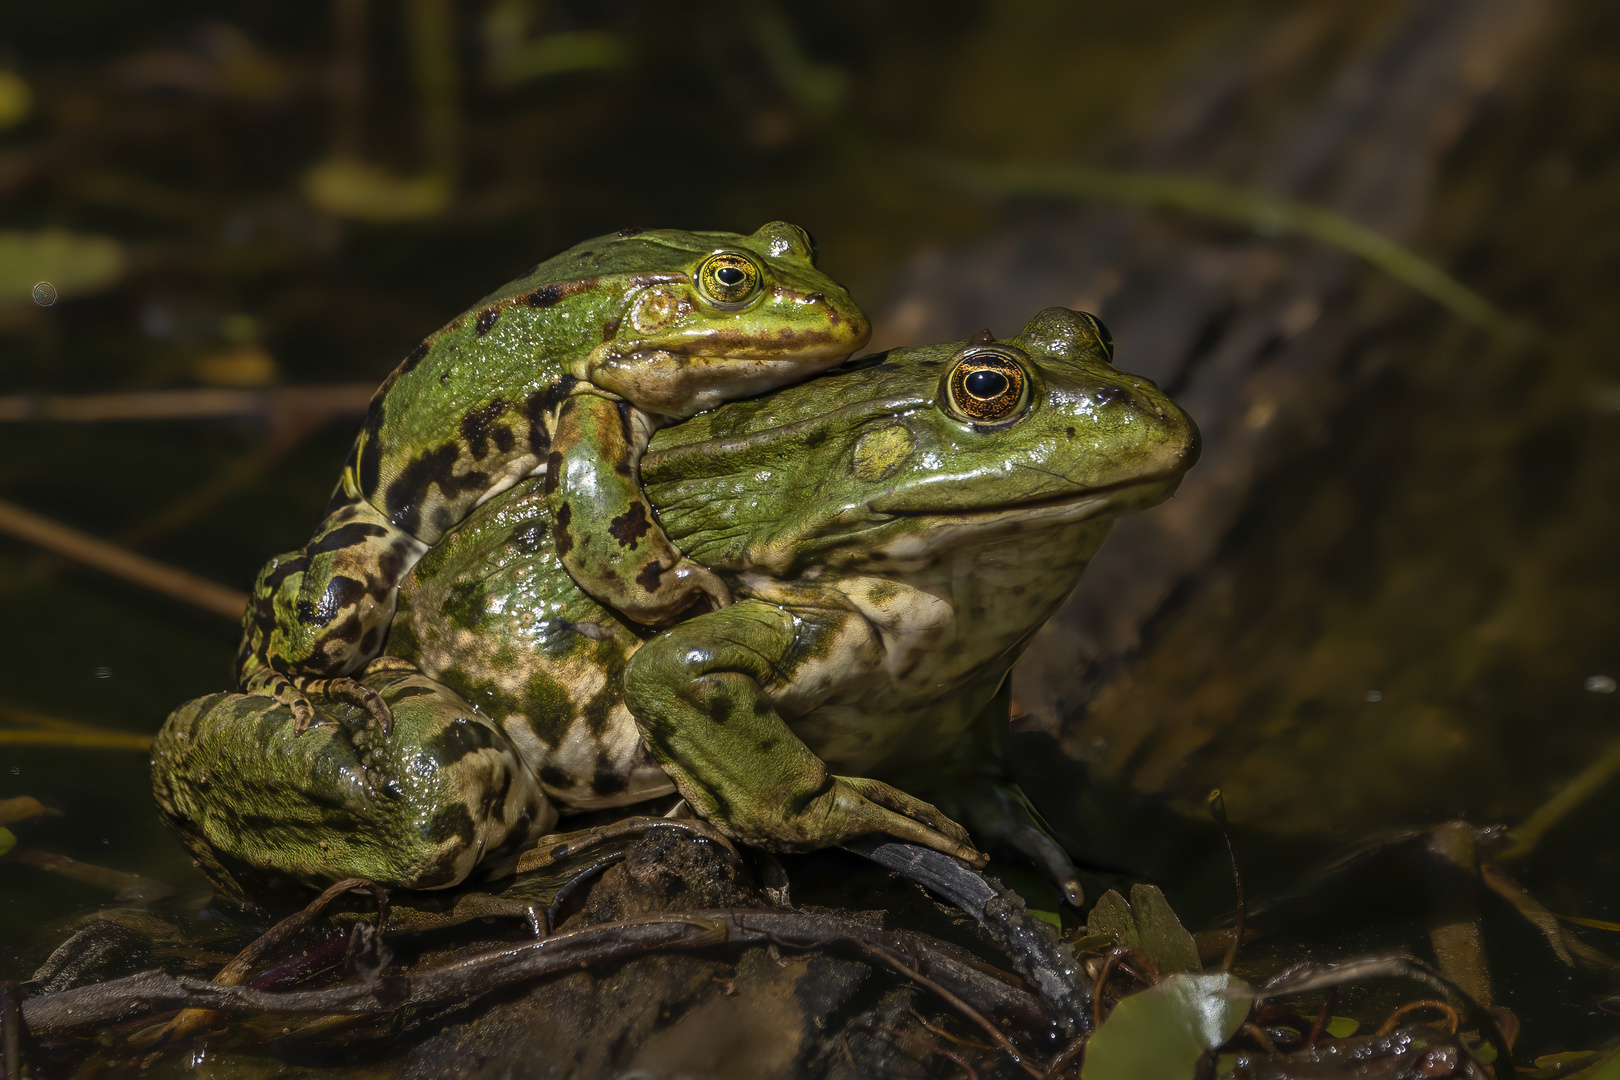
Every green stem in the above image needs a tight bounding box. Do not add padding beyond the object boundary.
[913,156,1537,344]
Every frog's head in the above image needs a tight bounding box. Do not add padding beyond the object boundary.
[644,307,1200,574]
[580,222,872,418]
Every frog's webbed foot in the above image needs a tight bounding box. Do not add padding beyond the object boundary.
[949,779,1085,907]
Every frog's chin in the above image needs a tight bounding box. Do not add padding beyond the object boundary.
[869,475,1183,555]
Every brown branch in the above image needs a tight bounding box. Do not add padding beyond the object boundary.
[0,499,246,620]
[21,914,726,1038]
[0,385,374,424]
[9,849,174,904]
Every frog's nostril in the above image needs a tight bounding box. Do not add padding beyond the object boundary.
[1091,385,1128,406]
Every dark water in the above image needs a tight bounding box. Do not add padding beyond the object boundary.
[2,0,1618,1071]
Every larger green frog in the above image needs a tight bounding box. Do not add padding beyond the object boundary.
[236,223,869,731]
[155,308,1197,905]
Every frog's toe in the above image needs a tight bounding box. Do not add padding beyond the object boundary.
[318,676,395,734]
[834,776,986,866]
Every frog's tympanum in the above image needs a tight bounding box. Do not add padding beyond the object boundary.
[236,223,869,732]
[155,308,1198,906]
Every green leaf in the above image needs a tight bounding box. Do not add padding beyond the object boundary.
[301,159,451,223]
[0,229,124,307]
[1082,972,1250,1080]
[0,70,31,131]
[0,827,15,857]
[1084,885,1201,972]
[1130,884,1201,973]
[1325,1016,1360,1038]
[1567,1048,1620,1080]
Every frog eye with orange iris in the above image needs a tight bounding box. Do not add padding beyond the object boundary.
[943,346,1031,425]
[696,251,763,308]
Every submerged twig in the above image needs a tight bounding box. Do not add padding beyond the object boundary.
[8,849,175,904]
[1251,953,1514,1077]
[1497,738,1620,861]
[0,499,246,619]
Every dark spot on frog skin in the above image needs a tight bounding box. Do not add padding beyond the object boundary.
[492,426,514,453]
[544,451,564,496]
[401,340,430,373]
[308,522,389,556]
[359,627,380,654]
[425,803,477,846]
[389,685,438,699]
[1091,385,1127,406]
[373,538,415,599]
[527,284,563,308]
[1066,426,1076,439]
[591,763,627,796]
[263,556,308,592]
[384,442,486,537]
[428,716,499,765]
[521,392,552,455]
[635,560,666,593]
[297,575,367,627]
[357,397,388,499]
[542,374,579,411]
[552,503,574,557]
[538,764,570,789]
[475,308,500,336]
[459,398,510,460]
[609,503,651,549]
[479,769,513,824]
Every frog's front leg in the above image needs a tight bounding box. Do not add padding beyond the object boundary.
[236,497,429,732]
[621,599,985,863]
[545,390,730,626]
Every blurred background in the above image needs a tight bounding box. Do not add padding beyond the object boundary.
[2,0,1619,1060]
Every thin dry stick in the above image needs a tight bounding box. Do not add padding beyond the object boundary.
[0,385,374,423]
[0,499,246,619]
[1,981,20,1080]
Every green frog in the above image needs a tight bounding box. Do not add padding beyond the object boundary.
[236,223,870,732]
[155,308,1197,906]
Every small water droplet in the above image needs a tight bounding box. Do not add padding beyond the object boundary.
[101,837,110,845]
[32,281,56,306]
[93,666,113,679]
[1364,689,1384,702]
[1586,675,1617,694]
[10,767,18,775]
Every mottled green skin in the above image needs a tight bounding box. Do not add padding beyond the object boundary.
[234,222,870,727]
[157,308,1198,899]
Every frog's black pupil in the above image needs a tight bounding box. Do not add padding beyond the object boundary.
[965,369,1009,399]
[717,266,746,286]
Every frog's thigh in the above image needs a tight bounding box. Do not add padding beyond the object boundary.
[152,673,556,897]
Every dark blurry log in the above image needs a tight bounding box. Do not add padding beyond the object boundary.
[875,0,1547,734]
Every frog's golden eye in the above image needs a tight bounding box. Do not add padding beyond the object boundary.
[696,252,763,308]
[943,347,1030,425]
[1080,312,1114,362]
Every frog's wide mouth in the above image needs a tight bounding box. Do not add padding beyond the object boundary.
[870,470,1185,522]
